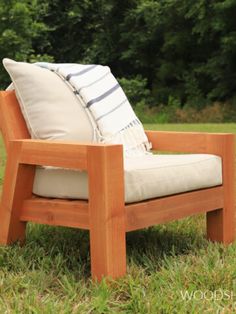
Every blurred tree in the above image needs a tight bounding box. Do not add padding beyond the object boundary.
[0,0,51,87]
[118,0,236,106]
[1,0,236,107]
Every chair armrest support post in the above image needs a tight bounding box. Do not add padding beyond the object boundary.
[87,145,126,280]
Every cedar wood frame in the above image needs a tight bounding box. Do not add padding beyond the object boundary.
[0,91,235,281]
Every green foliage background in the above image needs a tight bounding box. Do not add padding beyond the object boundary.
[0,0,236,114]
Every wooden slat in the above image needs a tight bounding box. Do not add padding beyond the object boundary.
[126,186,224,232]
[17,139,88,170]
[0,91,30,153]
[20,198,89,229]
[146,130,234,156]
[14,139,123,171]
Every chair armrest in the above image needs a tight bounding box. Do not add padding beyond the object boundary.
[145,130,235,157]
[9,139,123,170]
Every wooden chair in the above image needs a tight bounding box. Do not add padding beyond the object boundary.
[0,90,235,281]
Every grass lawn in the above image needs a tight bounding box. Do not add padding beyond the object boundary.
[0,123,236,313]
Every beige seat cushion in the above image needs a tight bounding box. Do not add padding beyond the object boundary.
[33,153,222,203]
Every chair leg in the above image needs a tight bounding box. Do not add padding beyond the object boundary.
[88,145,126,281]
[0,149,35,245]
[206,206,235,244]
[206,180,236,244]
[207,136,235,244]
[89,204,126,281]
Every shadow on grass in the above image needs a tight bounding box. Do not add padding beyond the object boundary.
[126,218,208,274]
[0,215,208,279]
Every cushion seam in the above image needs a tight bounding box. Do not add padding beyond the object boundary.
[125,157,221,172]
[6,71,39,138]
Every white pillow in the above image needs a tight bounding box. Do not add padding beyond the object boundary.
[2,58,93,142]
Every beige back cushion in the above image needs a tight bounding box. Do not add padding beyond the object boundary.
[3,58,93,142]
